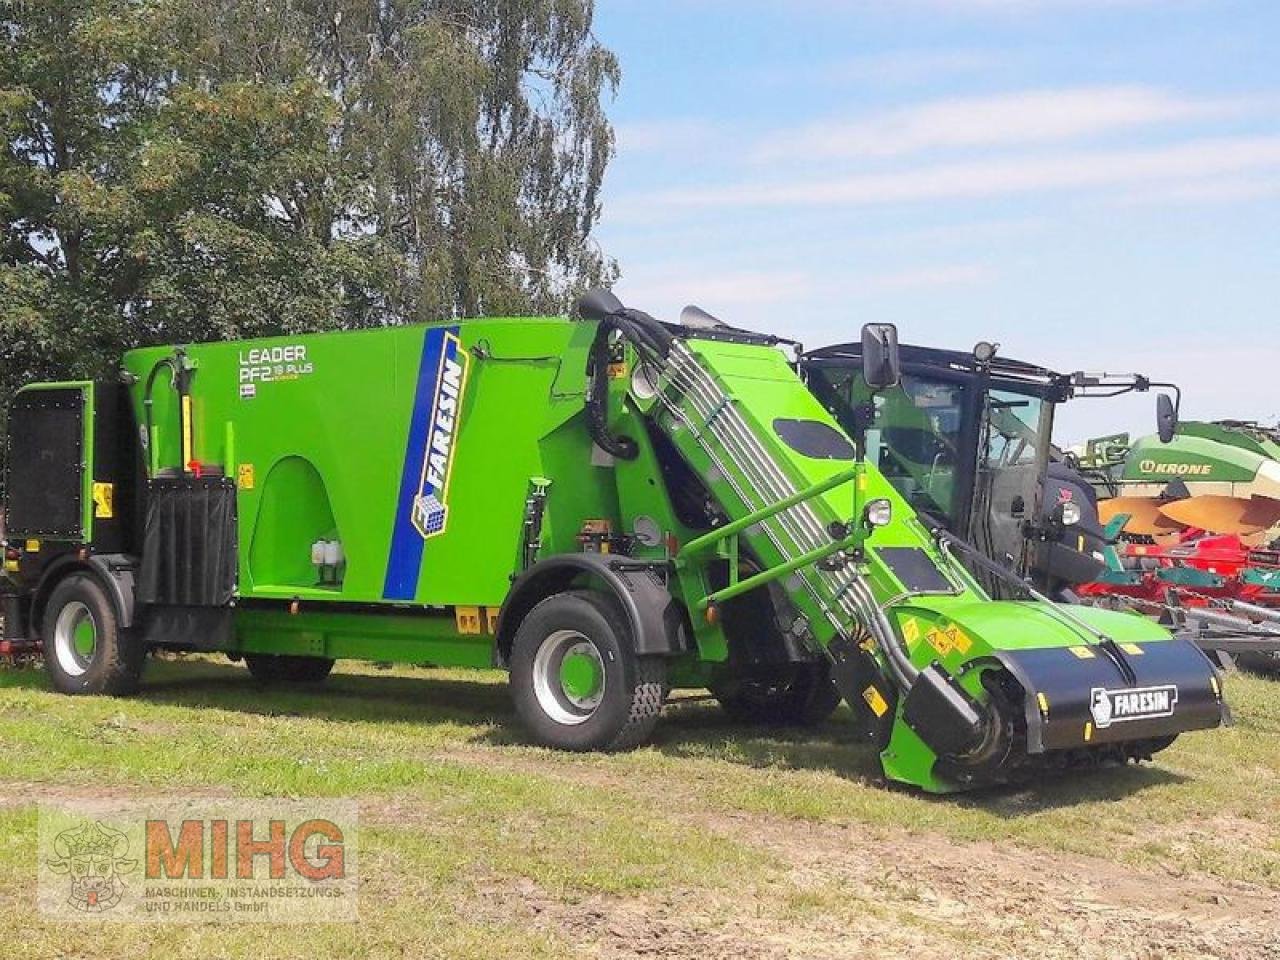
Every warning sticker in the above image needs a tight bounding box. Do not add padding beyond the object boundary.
[862,685,890,718]
[926,628,954,657]
[944,625,971,655]
[237,464,256,491]
[92,483,114,520]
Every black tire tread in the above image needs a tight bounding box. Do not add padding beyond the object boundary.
[607,652,668,751]
[43,573,143,696]
[511,589,667,752]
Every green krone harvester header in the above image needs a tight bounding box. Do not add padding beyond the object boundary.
[0,291,1227,792]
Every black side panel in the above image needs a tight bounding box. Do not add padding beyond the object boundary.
[876,546,952,593]
[90,383,146,556]
[4,388,84,539]
[772,418,856,461]
[995,638,1225,753]
[139,477,237,606]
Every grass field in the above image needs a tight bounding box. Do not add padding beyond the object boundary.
[1,655,1279,959]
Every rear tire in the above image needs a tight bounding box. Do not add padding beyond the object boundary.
[43,573,144,695]
[244,654,335,685]
[509,590,667,751]
[712,663,842,727]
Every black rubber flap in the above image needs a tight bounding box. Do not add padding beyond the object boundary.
[139,477,237,606]
[996,638,1224,753]
[4,387,84,538]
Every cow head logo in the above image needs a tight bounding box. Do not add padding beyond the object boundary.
[47,821,136,912]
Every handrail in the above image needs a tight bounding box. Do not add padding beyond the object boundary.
[697,531,860,610]
[676,463,860,564]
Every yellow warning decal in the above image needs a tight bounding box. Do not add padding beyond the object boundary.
[1077,534,1086,552]
[863,685,890,718]
[237,464,256,491]
[3,560,16,573]
[902,618,921,645]
[24,540,40,553]
[455,606,483,635]
[1084,721,1094,742]
[926,628,954,657]
[92,482,114,519]
[945,625,972,655]
[607,361,629,380]
[1210,675,1221,698]
[1069,646,1095,660]
[1036,692,1050,715]
[1120,643,1144,656]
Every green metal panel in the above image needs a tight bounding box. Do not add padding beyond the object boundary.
[124,320,593,609]
[1122,431,1260,484]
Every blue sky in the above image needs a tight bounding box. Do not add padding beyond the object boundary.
[590,0,1280,443]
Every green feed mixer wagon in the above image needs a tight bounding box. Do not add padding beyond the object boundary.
[0,292,1227,792]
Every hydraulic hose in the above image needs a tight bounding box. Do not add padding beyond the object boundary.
[586,323,639,460]
[847,577,919,690]
[142,356,181,476]
[583,308,673,461]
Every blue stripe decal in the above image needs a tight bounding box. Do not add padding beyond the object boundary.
[383,327,451,600]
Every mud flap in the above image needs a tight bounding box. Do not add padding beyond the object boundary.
[994,638,1226,753]
[827,633,898,748]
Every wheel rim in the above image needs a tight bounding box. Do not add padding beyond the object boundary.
[54,602,97,678]
[532,630,606,725]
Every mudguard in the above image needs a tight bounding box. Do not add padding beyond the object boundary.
[993,637,1226,753]
[495,553,690,664]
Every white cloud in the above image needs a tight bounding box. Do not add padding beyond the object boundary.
[751,87,1249,162]
[857,263,997,290]
[615,268,813,308]
[794,0,1173,9]
[613,119,726,154]
[761,49,998,88]
[1115,175,1280,205]
[613,261,994,325]
[609,135,1280,217]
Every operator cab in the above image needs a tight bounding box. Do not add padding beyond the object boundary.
[802,342,1105,593]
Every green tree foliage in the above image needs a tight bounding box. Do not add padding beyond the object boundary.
[0,0,618,484]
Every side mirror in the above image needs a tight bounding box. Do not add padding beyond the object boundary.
[577,288,625,323]
[1156,393,1178,444]
[861,323,901,391]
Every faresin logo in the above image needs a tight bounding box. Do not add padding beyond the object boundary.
[383,326,472,602]
[411,332,470,539]
[1090,684,1178,729]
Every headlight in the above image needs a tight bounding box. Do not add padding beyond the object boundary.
[1059,500,1082,527]
[864,498,893,528]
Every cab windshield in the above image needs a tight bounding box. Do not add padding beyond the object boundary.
[869,376,967,527]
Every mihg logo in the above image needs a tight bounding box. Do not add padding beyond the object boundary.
[39,800,358,923]
[47,821,137,913]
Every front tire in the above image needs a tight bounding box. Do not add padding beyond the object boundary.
[43,573,143,695]
[509,591,667,751]
[244,654,335,684]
